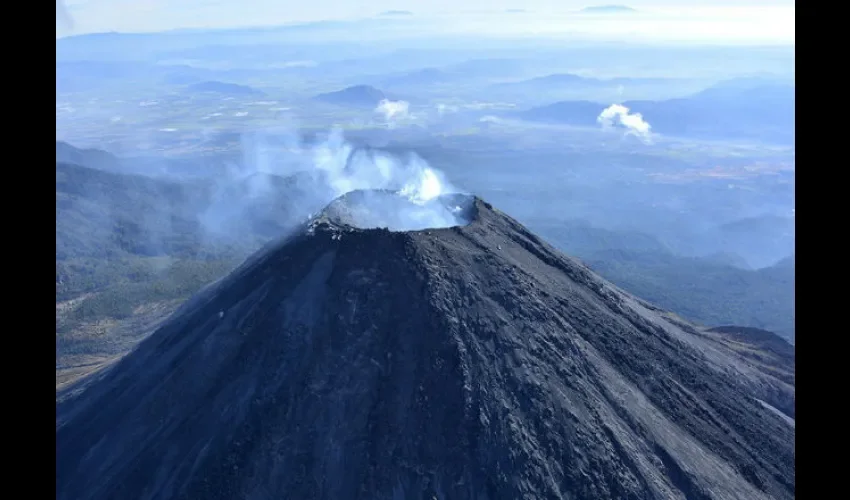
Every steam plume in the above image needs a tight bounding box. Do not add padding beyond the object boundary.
[200,127,464,238]
[56,0,74,33]
[321,190,472,232]
[374,99,410,127]
[597,104,652,143]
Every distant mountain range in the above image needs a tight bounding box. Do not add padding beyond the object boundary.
[716,214,795,258]
[516,80,795,144]
[534,221,795,341]
[583,249,795,341]
[56,141,121,171]
[378,69,670,93]
[185,80,265,96]
[313,84,398,107]
[372,58,550,89]
[56,60,276,93]
[56,140,237,180]
[377,68,460,87]
[491,72,670,92]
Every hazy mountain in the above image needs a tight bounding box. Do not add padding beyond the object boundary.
[771,255,795,271]
[55,60,275,92]
[445,58,539,79]
[531,221,793,339]
[717,215,795,247]
[628,83,795,143]
[56,161,206,261]
[377,67,458,87]
[517,100,605,125]
[185,80,265,96]
[583,249,795,341]
[517,81,795,144]
[55,156,335,264]
[375,61,590,89]
[533,220,671,256]
[490,73,669,93]
[55,141,240,180]
[55,159,323,377]
[56,141,122,172]
[313,84,393,107]
[57,191,793,500]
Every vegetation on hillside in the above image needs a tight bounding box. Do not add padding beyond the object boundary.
[584,249,795,340]
[56,257,237,334]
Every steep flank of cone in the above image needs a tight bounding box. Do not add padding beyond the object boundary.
[56,194,794,500]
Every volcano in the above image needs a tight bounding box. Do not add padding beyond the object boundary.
[56,192,794,500]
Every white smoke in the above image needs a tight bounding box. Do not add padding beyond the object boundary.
[323,188,470,232]
[399,166,445,202]
[312,128,454,202]
[597,104,653,143]
[199,126,464,238]
[374,99,410,128]
[56,0,74,34]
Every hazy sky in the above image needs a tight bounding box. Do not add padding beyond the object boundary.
[56,1,795,44]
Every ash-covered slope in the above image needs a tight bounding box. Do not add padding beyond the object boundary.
[56,192,795,500]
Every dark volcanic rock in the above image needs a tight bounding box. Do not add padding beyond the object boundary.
[56,194,795,500]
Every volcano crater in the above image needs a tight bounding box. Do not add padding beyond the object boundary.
[314,189,477,232]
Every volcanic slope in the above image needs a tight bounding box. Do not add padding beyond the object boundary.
[56,192,795,500]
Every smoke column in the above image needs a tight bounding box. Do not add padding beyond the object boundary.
[199,127,466,239]
[56,0,74,34]
[597,104,652,143]
[374,99,410,128]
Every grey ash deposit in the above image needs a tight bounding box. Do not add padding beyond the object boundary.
[56,194,795,500]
